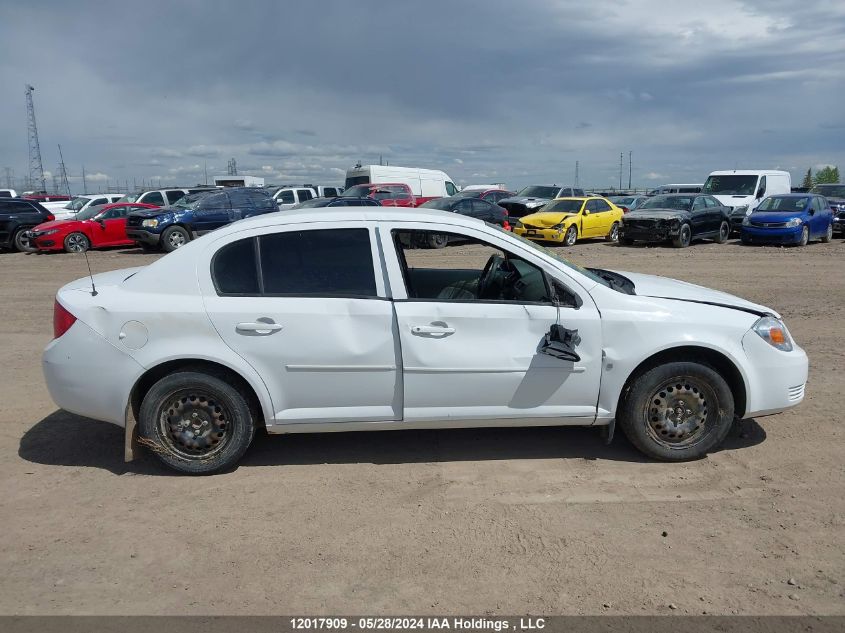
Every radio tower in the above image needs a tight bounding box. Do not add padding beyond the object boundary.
[57,144,72,198]
[25,85,47,193]
[227,158,238,176]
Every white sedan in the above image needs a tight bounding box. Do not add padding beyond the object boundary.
[43,208,808,474]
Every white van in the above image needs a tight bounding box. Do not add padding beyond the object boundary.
[344,165,458,204]
[701,170,792,215]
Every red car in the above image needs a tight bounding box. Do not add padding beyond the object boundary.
[341,183,417,207]
[29,202,158,253]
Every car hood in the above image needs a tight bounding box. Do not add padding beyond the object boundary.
[748,211,805,223]
[32,219,78,232]
[129,208,170,219]
[520,212,576,227]
[625,209,687,219]
[615,271,775,317]
[500,196,552,205]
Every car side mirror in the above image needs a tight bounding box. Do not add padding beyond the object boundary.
[583,209,590,215]
[808,209,815,216]
[96,218,106,227]
[756,187,765,198]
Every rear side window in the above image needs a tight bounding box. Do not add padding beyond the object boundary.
[323,187,339,197]
[296,189,314,202]
[212,238,260,295]
[260,229,376,296]
[142,191,165,206]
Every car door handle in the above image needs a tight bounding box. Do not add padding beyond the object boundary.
[411,324,455,335]
[236,321,283,334]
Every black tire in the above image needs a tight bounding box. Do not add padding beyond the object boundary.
[161,226,190,252]
[63,232,90,253]
[13,228,36,253]
[606,222,620,242]
[715,221,730,244]
[797,225,809,247]
[618,361,735,461]
[427,233,448,249]
[562,225,578,247]
[672,223,692,248]
[821,223,833,243]
[139,371,256,475]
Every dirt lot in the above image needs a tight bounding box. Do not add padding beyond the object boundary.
[1,237,843,615]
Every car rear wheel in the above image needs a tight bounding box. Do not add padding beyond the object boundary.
[63,232,90,253]
[797,226,809,247]
[715,221,730,244]
[606,222,620,242]
[161,226,190,252]
[12,228,36,253]
[618,361,735,461]
[672,224,691,248]
[821,223,833,243]
[562,225,578,247]
[139,371,256,475]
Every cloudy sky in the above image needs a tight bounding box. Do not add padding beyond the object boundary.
[1,0,843,193]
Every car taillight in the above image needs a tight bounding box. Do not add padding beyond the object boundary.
[503,220,511,231]
[53,300,77,339]
[46,214,55,221]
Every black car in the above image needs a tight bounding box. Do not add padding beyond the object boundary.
[0,198,54,251]
[810,184,845,235]
[126,187,278,252]
[418,196,509,248]
[290,196,381,209]
[619,194,731,248]
[497,185,586,223]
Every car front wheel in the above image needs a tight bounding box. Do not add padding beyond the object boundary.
[797,226,809,247]
[161,226,190,252]
[139,371,256,474]
[672,224,692,248]
[64,232,90,253]
[618,361,735,461]
[562,225,578,247]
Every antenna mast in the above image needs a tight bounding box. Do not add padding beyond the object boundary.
[25,85,47,192]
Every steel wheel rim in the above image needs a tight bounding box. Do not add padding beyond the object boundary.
[16,231,31,250]
[826,225,832,239]
[644,377,712,448]
[169,231,186,248]
[681,226,691,246]
[565,227,577,245]
[720,223,729,241]
[67,234,87,252]
[157,389,232,459]
[610,224,619,241]
[801,227,808,245]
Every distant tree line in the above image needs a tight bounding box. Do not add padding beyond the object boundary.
[802,166,840,188]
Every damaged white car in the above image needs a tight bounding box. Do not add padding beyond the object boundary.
[43,208,808,474]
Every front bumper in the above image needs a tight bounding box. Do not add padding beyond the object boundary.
[619,225,679,242]
[741,329,808,418]
[513,226,565,242]
[125,229,161,246]
[30,232,62,251]
[833,216,844,235]
[740,225,802,245]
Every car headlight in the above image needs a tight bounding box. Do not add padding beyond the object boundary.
[732,205,748,216]
[42,229,59,236]
[742,216,751,226]
[141,219,159,228]
[752,316,793,352]
[785,218,801,227]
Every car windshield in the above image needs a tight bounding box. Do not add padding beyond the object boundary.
[702,175,758,195]
[118,192,143,203]
[75,205,106,220]
[756,197,809,212]
[171,192,212,209]
[540,199,583,213]
[341,185,372,198]
[639,195,693,211]
[810,184,845,197]
[66,197,91,211]
[496,225,613,289]
[420,198,453,210]
[516,186,560,198]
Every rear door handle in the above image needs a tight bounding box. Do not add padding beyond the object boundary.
[411,325,455,335]
[236,321,283,334]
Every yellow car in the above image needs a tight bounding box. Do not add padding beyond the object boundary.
[512,196,624,246]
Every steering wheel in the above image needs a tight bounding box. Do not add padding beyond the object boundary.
[478,254,504,299]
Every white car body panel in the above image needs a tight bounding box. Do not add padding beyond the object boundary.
[47,194,124,220]
[43,208,808,444]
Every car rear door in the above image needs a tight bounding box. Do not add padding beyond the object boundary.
[382,223,602,423]
[200,223,399,424]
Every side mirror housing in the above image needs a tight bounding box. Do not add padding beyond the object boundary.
[583,209,590,215]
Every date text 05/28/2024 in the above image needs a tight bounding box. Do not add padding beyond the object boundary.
[290,617,546,631]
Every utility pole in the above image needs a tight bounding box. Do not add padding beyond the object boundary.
[574,161,579,187]
[57,144,72,198]
[619,152,623,190]
[81,165,88,194]
[25,85,47,192]
[204,161,208,185]
[628,150,633,190]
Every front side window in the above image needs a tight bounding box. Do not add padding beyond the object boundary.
[166,190,186,204]
[692,197,707,210]
[445,181,457,196]
[277,190,295,204]
[392,229,553,304]
[201,193,231,210]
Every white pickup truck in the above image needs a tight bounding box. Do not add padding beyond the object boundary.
[44,194,124,220]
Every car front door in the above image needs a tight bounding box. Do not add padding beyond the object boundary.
[200,224,399,425]
[690,196,710,235]
[95,205,131,245]
[382,224,602,423]
[581,199,604,237]
[193,192,232,234]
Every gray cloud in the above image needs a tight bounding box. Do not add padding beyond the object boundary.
[0,0,843,192]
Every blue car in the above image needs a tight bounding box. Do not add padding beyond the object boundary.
[126,187,278,252]
[741,194,834,246]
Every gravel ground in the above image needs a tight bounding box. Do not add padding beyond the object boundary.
[0,236,843,615]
